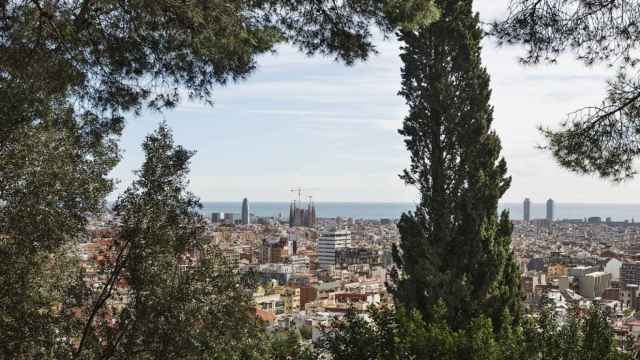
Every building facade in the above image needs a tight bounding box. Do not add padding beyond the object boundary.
[260,236,288,264]
[621,262,640,286]
[289,201,317,227]
[568,265,601,278]
[622,284,640,310]
[318,230,351,268]
[335,247,382,268]
[242,198,250,225]
[546,198,554,222]
[211,212,224,223]
[547,263,568,279]
[524,198,531,222]
[579,271,612,298]
[223,213,241,225]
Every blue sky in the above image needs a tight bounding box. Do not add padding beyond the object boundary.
[109,0,640,203]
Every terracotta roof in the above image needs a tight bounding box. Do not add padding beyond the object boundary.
[255,307,276,322]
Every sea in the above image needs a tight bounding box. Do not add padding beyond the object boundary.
[200,202,640,222]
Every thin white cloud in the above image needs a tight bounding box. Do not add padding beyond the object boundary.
[109,0,640,204]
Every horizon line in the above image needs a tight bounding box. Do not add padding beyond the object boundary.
[196,200,640,205]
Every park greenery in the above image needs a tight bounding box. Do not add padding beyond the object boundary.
[1,0,638,358]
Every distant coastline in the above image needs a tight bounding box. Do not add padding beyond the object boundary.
[199,201,640,221]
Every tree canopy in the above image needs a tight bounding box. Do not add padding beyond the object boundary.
[491,0,640,180]
[0,3,440,356]
[76,124,267,359]
[318,304,631,360]
[390,0,520,332]
[1,0,439,124]
[0,109,119,358]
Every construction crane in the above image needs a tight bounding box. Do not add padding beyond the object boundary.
[289,188,318,204]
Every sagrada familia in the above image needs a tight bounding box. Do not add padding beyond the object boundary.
[289,201,317,227]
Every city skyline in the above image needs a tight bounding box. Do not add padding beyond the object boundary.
[201,199,640,223]
[202,198,640,205]
[7,0,639,357]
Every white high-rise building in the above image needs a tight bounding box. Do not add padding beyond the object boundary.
[318,230,351,269]
[546,198,554,222]
[523,198,531,222]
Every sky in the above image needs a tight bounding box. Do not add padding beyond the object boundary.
[109,0,640,204]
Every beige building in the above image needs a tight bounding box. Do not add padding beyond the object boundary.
[280,287,301,313]
[547,264,568,279]
[579,271,612,298]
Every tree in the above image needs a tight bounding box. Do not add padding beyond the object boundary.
[522,304,631,360]
[0,0,441,263]
[389,0,521,333]
[267,329,314,360]
[0,243,88,359]
[73,123,267,359]
[1,0,440,131]
[491,0,640,180]
[319,305,530,360]
[0,108,120,359]
[318,306,461,360]
[0,1,440,357]
[582,306,628,360]
[319,304,631,359]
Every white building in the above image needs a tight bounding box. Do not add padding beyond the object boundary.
[318,230,351,269]
[579,271,612,299]
[605,258,623,282]
[291,255,310,273]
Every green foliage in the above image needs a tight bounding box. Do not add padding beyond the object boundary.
[0,1,436,358]
[383,0,441,31]
[266,329,314,360]
[0,106,120,359]
[521,305,631,360]
[320,304,630,360]
[0,106,120,253]
[73,124,266,359]
[319,305,529,360]
[491,0,640,180]
[1,0,439,126]
[319,306,460,360]
[0,243,87,359]
[390,0,520,333]
[299,325,313,340]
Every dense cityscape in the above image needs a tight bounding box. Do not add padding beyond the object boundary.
[7,0,640,358]
[72,196,640,350]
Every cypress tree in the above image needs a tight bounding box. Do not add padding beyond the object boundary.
[390,0,521,332]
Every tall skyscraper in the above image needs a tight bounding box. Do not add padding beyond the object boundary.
[318,230,351,269]
[546,198,554,222]
[523,198,531,222]
[241,198,250,225]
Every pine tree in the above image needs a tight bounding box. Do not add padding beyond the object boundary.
[0,108,120,358]
[319,306,461,360]
[389,0,521,332]
[76,124,265,358]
